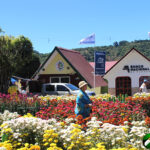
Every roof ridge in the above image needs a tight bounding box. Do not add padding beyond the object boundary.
[57,47,80,53]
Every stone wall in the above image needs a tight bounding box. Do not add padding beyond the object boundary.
[108,88,116,95]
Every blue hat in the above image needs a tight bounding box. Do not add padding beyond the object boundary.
[144,79,148,82]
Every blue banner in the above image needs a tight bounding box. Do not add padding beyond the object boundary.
[95,51,106,75]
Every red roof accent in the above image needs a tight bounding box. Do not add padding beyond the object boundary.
[89,61,117,72]
[57,47,107,87]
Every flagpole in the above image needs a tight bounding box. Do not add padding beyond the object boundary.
[79,33,95,90]
[94,45,95,91]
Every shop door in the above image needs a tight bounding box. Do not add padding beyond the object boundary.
[116,77,131,96]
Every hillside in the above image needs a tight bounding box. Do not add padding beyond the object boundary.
[35,40,150,63]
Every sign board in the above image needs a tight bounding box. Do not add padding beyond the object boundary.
[123,65,150,73]
[95,51,106,75]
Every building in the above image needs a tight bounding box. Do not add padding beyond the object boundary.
[89,61,117,72]
[104,48,150,96]
[32,46,107,92]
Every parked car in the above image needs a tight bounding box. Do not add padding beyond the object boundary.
[41,83,96,96]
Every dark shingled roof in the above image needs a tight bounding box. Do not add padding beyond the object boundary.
[57,47,107,87]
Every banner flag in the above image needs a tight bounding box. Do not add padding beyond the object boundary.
[148,32,150,39]
[79,33,95,44]
[95,51,106,75]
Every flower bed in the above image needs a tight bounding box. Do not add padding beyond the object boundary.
[36,98,146,125]
[0,111,148,150]
[0,93,150,149]
[126,93,150,117]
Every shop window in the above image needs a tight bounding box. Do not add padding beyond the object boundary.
[139,76,150,89]
[51,77,59,83]
[116,77,131,96]
[61,77,69,83]
[50,76,70,83]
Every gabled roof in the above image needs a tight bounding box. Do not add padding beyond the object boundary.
[32,46,107,87]
[89,61,117,72]
[105,48,150,75]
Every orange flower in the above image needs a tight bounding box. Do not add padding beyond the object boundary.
[76,115,83,120]
[145,116,150,127]
[29,145,40,150]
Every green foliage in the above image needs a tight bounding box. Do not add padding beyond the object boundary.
[8,35,40,78]
[33,50,50,64]
[37,39,150,63]
[15,54,40,78]
[0,36,14,93]
[0,34,40,92]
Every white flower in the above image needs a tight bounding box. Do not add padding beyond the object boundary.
[0,147,6,150]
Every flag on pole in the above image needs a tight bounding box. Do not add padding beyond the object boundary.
[79,33,95,44]
[148,32,150,39]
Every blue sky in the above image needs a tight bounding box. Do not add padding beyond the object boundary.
[1,0,150,53]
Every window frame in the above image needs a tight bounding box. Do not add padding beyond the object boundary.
[50,76,70,83]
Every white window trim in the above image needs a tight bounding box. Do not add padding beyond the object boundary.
[50,76,70,83]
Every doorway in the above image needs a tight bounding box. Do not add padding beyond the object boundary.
[116,77,131,96]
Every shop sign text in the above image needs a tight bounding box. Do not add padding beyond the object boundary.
[123,65,150,73]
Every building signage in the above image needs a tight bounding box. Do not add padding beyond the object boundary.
[56,61,64,71]
[95,51,106,75]
[123,65,150,72]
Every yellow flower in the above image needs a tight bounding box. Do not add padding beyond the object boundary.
[76,140,80,144]
[23,113,36,118]
[122,127,128,133]
[43,139,47,142]
[96,143,106,150]
[50,143,57,147]
[57,97,61,100]
[52,133,58,138]
[1,123,8,128]
[25,143,29,148]
[89,148,97,150]
[54,139,58,143]
[84,142,91,146]
[48,138,53,142]
[0,141,13,150]
[44,142,49,146]
[45,129,54,134]
[4,128,12,133]
[70,128,81,133]
[43,133,50,138]
[60,122,65,126]
[72,124,81,128]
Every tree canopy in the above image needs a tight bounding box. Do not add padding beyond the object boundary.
[37,39,150,63]
[0,32,40,93]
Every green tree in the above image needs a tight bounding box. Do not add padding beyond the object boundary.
[16,54,40,78]
[11,36,33,75]
[0,33,40,93]
[0,36,14,93]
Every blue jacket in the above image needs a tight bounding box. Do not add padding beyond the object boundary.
[75,90,92,118]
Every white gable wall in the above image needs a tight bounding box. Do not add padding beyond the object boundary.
[104,49,150,88]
